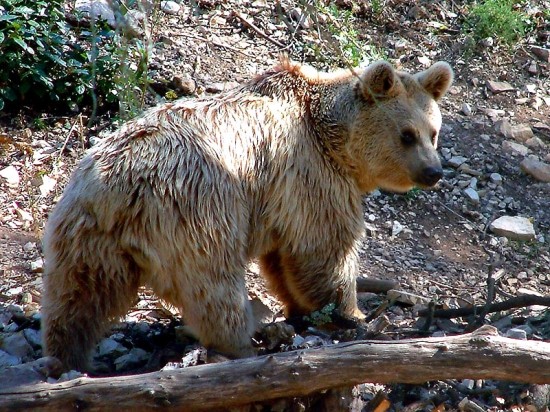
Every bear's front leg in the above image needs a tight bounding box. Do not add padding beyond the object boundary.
[260,245,365,325]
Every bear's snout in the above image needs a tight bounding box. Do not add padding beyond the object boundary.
[417,166,443,187]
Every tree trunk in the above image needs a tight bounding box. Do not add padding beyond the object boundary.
[1,326,549,411]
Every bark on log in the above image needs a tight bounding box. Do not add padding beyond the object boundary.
[1,326,549,411]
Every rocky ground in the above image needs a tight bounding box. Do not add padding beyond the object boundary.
[1,0,550,410]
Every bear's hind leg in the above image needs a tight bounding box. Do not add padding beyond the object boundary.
[42,251,140,372]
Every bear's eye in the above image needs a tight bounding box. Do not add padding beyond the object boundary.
[400,130,417,146]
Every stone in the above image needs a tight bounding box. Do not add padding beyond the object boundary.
[391,220,403,237]
[0,349,21,368]
[525,137,546,149]
[75,0,116,27]
[289,7,312,29]
[490,216,536,241]
[490,173,503,184]
[502,140,528,157]
[531,46,550,62]
[1,332,34,359]
[23,328,42,349]
[0,165,20,188]
[486,80,514,94]
[528,61,538,75]
[95,338,128,358]
[520,158,550,183]
[506,328,527,340]
[448,156,468,168]
[496,119,533,142]
[464,188,480,204]
[160,1,180,15]
[461,103,472,116]
[30,258,44,273]
[387,289,430,306]
[172,74,196,95]
[114,348,149,371]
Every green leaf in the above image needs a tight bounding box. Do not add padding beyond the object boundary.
[0,14,18,22]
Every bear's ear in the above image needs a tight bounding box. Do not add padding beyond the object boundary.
[358,61,397,100]
[415,62,454,101]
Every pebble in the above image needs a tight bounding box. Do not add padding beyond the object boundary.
[0,165,20,188]
[30,258,44,273]
[490,173,503,184]
[1,332,34,359]
[448,156,468,168]
[96,338,129,358]
[463,188,480,204]
[496,120,533,143]
[520,158,550,183]
[0,349,21,368]
[461,103,472,116]
[486,80,514,94]
[502,140,529,157]
[489,216,536,241]
[23,329,42,349]
[75,0,117,26]
[114,348,149,371]
[391,220,403,237]
[532,46,550,62]
[160,0,180,15]
[506,328,527,340]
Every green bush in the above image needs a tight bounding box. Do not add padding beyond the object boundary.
[0,0,148,114]
[464,0,528,45]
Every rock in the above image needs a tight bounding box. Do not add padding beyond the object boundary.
[525,84,537,94]
[490,216,536,241]
[502,140,529,157]
[525,137,546,149]
[490,173,503,184]
[23,328,42,349]
[506,328,527,340]
[461,103,472,116]
[114,348,149,371]
[289,7,311,29]
[0,349,21,368]
[172,74,196,95]
[448,156,468,168]
[417,56,431,67]
[30,258,44,273]
[391,220,403,236]
[486,80,514,94]
[481,37,494,47]
[464,188,480,204]
[95,338,128,358]
[160,1,180,15]
[387,290,430,306]
[496,119,534,142]
[0,165,20,188]
[520,158,550,183]
[39,175,57,197]
[1,332,34,359]
[528,61,538,75]
[74,0,116,27]
[532,46,550,62]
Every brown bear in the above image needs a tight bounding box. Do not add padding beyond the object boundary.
[42,57,453,371]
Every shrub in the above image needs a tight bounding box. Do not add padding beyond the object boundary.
[464,0,528,46]
[0,0,148,115]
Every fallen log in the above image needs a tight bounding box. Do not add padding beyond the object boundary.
[1,326,549,411]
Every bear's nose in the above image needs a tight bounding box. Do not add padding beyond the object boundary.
[420,166,443,186]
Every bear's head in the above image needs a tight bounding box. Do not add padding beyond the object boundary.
[346,61,453,193]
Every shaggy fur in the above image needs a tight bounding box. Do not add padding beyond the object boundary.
[42,58,453,371]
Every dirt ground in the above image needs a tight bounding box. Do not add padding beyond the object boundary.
[1,1,550,410]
